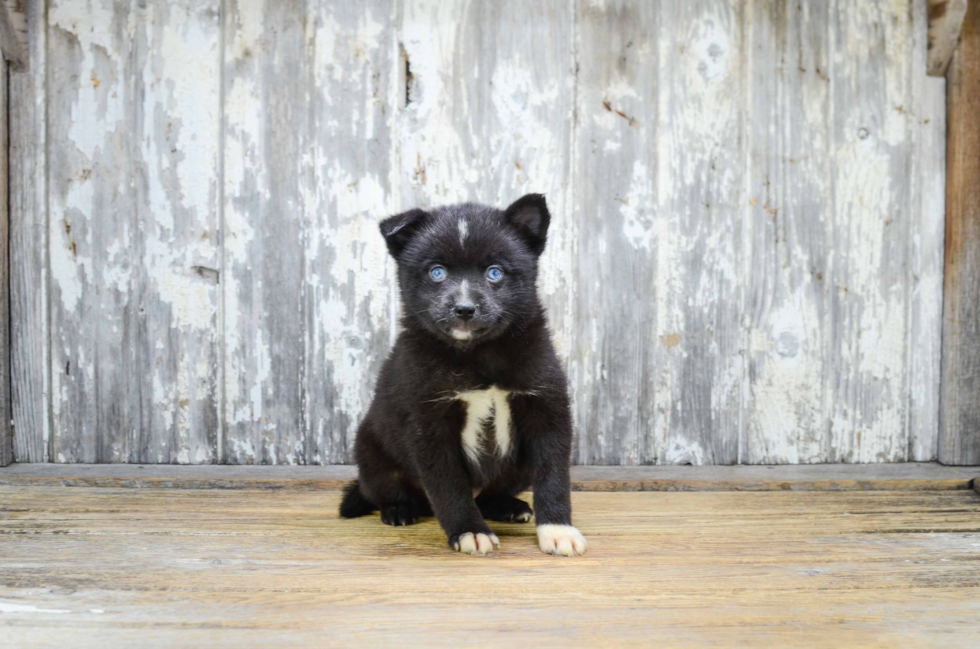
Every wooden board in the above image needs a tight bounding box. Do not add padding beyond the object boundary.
[7,0,949,466]
[222,0,312,465]
[8,0,47,463]
[909,5,950,462]
[940,0,980,465]
[743,0,832,463]
[1,486,979,647]
[305,0,398,464]
[1,462,977,492]
[222,0,397,465]
[826,0,918,462]
[45,0,221,463]
[0,58,10,467]
[570,1,664,465]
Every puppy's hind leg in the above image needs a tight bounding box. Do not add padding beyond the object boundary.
[356,437,428,527]
[476,493,533,523]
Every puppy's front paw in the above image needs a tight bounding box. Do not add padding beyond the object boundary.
[537,524,587,556]
[450,531,500,556]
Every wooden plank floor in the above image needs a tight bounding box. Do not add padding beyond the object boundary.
[1,487,979,647]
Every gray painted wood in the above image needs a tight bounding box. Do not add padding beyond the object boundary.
[825,0,921,462]
[570,1,658,466]
[656,0,745,465]
[9,0,47,462]
[940,0,980,465]
[223,0,396,465]
[8,0,949,465]
[743,0,833,464]
[222,0,310,464]
[908,2,948,462]
[46,0,221,463]
[0,59,11,467]
[306,0,397,464]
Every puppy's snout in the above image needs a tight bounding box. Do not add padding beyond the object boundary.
[453,303,477,320]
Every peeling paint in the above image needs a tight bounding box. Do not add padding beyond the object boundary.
[26,0,945,467]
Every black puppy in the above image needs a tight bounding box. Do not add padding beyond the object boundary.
[339,194,586,557]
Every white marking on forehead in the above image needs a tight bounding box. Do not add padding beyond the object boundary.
[458,217,469,246]
[455,386,513,462]
[459,279,471,303]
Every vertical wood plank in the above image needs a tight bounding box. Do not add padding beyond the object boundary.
[826,0,917,462]
[47,0,221,463]
[653,0,745,464]
[940,0,980,465]
[571,1,660,465]
[136,0,222,463]
[908,0,947,462]
[743,0,832,463]
[306,0,397,464]
[9,0,47,462]
[47,0,137,462]
[1,58,11,467]
[223,0,311,464]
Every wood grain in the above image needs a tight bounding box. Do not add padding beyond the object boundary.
[1,486,979,647]
[908,3,948,461]
[46,0,221,463]
[826,0,918,462]
[9,0,47,462]
[928,0,968,76]
[940,0,980,465]
[743,0,832,463]
[5,0,950,466]
[222,0,311,464]
[571,0,659,465]
[306,0,397,464]
[0,58,10,467]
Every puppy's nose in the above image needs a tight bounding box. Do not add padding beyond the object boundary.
[453,303,476,320]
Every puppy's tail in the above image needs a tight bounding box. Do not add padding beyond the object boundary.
[339,480,376,518]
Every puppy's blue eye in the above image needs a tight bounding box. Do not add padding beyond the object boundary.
[429,266,447,282]
[486,266,503,282]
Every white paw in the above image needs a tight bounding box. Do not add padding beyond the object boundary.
[514,511,532,523]
[537,524,587,556]
[453,532,500,556]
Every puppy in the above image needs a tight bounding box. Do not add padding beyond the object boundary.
[339,194,587,557]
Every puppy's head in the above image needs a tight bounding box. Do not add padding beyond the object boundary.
[380,194,550,346]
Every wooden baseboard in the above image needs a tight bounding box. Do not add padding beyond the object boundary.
[0,462,977,492]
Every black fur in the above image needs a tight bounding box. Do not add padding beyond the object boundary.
[339,194,575,552]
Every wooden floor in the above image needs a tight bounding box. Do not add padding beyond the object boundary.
[2,483,980,647]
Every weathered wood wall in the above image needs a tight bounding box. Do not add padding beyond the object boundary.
[9,0,947,465]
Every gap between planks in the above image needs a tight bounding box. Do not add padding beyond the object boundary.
[0,462,977,493]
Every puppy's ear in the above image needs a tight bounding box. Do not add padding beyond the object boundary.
[503,193,550,256]
[380,208,428,258]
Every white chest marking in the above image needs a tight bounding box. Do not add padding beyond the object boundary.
[458,217,469,246]
[455,386,512,462]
